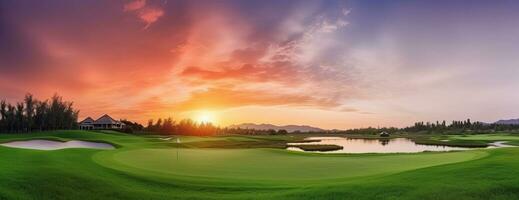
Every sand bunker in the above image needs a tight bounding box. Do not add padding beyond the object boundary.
[489,141,515,148]
[0,139,115,150]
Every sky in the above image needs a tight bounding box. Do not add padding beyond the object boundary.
[1,0,519,129]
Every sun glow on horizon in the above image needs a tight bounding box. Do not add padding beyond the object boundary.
[194,111,216,124]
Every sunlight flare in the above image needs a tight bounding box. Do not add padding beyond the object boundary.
[195,111,216,124]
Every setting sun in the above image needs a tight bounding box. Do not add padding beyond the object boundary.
[195,111,216,124]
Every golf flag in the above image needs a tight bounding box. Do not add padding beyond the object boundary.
[176,137,180,160]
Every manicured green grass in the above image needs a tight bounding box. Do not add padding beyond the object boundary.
[0,130,518,199]
[449,133,519,145]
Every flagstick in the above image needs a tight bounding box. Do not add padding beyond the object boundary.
[176,137,180,161]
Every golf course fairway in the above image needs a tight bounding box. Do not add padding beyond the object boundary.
[1,130,519,200]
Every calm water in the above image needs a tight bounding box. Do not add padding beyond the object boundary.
[287,137,469,153]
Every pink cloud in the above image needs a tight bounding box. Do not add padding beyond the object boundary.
[123,0,164,29]
[138,7,165,29]
[124,0,146,12]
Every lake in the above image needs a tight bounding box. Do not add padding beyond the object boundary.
[287,137,469,153]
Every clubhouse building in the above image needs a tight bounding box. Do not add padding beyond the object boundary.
[79,114,125,130]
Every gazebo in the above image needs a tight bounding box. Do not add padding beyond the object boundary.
[379,131,390,137]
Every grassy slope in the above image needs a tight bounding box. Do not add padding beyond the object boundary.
[0,130,518,199]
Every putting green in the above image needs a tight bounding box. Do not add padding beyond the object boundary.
[94,147,487,186]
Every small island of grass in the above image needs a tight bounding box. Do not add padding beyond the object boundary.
[413,139,489,148]
[287,144,343,151]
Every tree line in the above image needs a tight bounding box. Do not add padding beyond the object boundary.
[219,128,289,135]
[0,94,79,133]
[341,119,519,135]
[139,117,519,136]
[403,119,519,133]
[143,118,218,135]
[140,118,292,136]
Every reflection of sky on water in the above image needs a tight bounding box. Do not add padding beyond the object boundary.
[288,137,468,153]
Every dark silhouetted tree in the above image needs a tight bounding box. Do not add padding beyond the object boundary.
[15,102,24,133]
[24,94,35,132]
[0,94,79,133]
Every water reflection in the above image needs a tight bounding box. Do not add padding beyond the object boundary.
[379,139,390,146]
[287,137,469,153]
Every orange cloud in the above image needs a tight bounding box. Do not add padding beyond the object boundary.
[174,87,341,111]
[180,63,301,85]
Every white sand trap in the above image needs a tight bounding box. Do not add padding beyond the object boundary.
[489,141,515,148]
[0,139,115,150]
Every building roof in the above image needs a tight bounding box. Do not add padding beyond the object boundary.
[79,117,94,124]
[94,114,120,125]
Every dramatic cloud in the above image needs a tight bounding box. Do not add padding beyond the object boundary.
[168,3,359,115]
[2,0,519,128]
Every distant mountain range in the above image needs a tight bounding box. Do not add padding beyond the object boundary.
[229,119,519,132]
[228,123,324,133]
[494,119,519,125]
